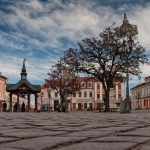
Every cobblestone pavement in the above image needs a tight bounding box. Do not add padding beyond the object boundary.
[0,110,150,150]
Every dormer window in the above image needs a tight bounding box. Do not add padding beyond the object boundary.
[88,82,92,88]
[81,82,85,88]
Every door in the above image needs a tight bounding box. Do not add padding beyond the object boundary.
[78,103,82,110]
[54,100,59,111]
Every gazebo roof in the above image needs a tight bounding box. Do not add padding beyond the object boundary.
[6,59,41,93]
[7,80,41,92]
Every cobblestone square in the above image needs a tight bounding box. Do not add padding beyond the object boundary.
[0,110,150,150]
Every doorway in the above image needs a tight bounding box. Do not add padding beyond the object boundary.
[54,100,59,111]
[78,103,82,110]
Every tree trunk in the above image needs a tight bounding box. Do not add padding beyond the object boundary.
[60,93,67,112]
[104,89,110,112]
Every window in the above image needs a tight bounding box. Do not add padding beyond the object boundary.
[55,92,58,97]
[118,94,121,98]
[79,92,82,97]
[73,92,76,97]
[88,82,92,88]
[144,89,146,96]
[97,84,100,89]
[144,99,146,107]
[81,82,85,88]
[97,94,100,99]
[84,92,87,97]
[73,103,76,109]
[89,92,93,97]
[84,103,87,109]
[89,103,92,109]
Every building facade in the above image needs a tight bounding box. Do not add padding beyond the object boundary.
[131,76,150,109]
[0,73,7,111]
[38,77,125,111]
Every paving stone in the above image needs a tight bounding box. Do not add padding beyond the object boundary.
[1,136,86,150]
[141,146,150,150]
[54,142,137,150]
[89,136,150,144]
[117,128,150,137]
[2,130,67,138]
[0,137,18,143]
[0,110,150,150]
[64,130,111,138]
[0,147,20,150]
[92,126,136,132]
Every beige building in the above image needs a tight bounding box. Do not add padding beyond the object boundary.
[0,73,7,111]
[131,76,150,109]
[38,77,124,111]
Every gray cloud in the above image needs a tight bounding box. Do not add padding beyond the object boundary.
[0,0,150,86]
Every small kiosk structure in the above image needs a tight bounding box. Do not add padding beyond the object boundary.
[6,59,41,112]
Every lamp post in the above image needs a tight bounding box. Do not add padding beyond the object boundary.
[120,36,134,113]
[114,14,138,113]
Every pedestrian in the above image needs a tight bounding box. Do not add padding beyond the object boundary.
[13,102,17,112]
[21,102,25,112]
[57,103,61,112]
[3,102,7,112]
[17,103,20,112]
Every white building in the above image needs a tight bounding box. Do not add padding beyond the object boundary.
[38,77,124,111]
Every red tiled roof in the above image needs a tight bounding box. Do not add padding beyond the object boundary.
[41,76,123,89]
[0,74,7,80]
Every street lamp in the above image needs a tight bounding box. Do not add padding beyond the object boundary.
[120,36,134,113]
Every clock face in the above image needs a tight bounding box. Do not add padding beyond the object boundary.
[22,75,26,79]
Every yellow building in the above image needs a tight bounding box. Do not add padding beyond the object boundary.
[0,73,7,111]
[131,76,150,109]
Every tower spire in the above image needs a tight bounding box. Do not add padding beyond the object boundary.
[21,58,27,80]
[22,58,26,73]
[123,13,128,23]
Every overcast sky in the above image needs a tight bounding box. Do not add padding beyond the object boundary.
[0,0,150,87]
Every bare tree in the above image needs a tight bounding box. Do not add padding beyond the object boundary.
[46,58,80,112]
[63,17,149,112]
